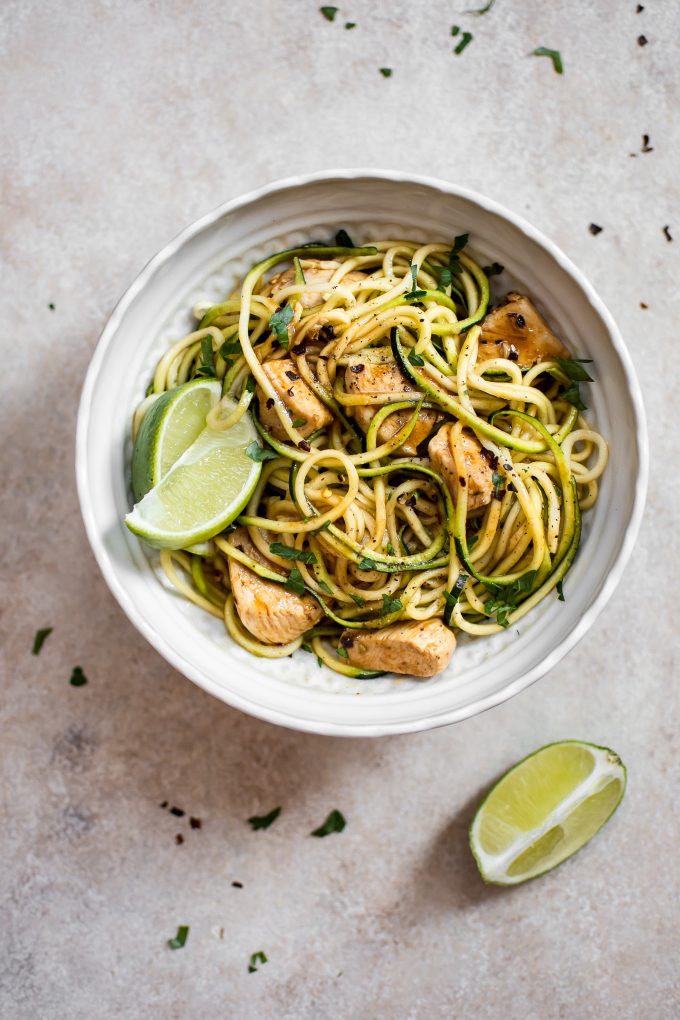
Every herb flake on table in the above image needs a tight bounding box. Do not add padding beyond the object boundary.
[589,223,603,235]
[48,302,55,310]
[248,806,282,830]
[465,0,495,13]
[189,817,202,829]
[248,951,268,973]
[641,133,653,153]
[320,5,337,21]
[344,21,356,29]
[379,67,392,77]
[663,225,673,242]
[32,627,53,655]
[637,34,647,46]
[246,441,279,463]
[168,925,189,950]
[232,880,243,888]
[531,47,563,74]
[311,809,346,837]
[454,31,473,55]
[69,666,88,687]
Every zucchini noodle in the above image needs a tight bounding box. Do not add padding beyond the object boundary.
[132,234,608,679]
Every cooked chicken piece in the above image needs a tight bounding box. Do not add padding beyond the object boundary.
[344,359,441,456]
[257,358,333,439]
[478,292,569,367]
[227,527,322,645]
[267,259,366,309]
[428,425,494,511]
[341,619,456,678]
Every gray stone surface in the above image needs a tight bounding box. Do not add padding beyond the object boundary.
[2,1,679,1017]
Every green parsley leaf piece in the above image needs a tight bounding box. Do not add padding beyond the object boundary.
[195,337,216,378]
[269,542,316,565]
[311,809,346,837]
[483,570,538,628]
[465,0,495,13]
[318,579,332,595]
[247,806,282,831]
[285,567,306,596]
[335,228,354,247]
[292,417,307,429]
[562,381,587,411]
[245,374,257,394]
[32,627,53,655]
[320,5,338,21]
[344,21,356,29]
[245,441,279,463]
[491,472,505,499]
[69,666,88,687]
[379,67,392,78]
[350,593,366,607]
[483,262,504,277]
[269,304,294,348]
[167,925,190,950]
[381,594,403,616]
[451,24,460,35]
[301,641,313,653]
[531,47,564,74]
[404,290,427,302]
[48,302,55,310]
[454,31,473,54]
[554,357,594,382]
[448,233,470,274]
[337,645,349,659]
[408,351,425,366]
[219,338,241,359]
[357,556,376,571]
[248,950,268,973]
[556,579,565,602]
[316,655,324,668]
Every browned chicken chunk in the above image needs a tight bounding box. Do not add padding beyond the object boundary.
[267,259,366,309]
[227,528,322,645]
[257,358,333,439]
[341,619,456,678]
[428,425,494,511]
[344,359,440,456]
[478,292,569,367]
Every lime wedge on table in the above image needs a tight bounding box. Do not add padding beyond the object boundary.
[469,741,626,885]
[125,396,260,550]
[132,378,222,500]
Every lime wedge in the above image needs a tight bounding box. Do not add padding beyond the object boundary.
[469,741,626,885]
[131,378,222,500]
[125,398,261,549]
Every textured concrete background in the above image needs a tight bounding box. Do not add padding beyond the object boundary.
[2,1,679,1017]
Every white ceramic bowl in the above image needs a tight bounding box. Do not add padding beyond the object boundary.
[76,170,647,737]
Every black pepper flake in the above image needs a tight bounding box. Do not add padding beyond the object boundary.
[480,448,499,470]
[160,800,168,809]
[340,634,354,648]
[641,133,653,152]
[637,33,647,45]
[299,440,311,452]
[232,881,243,888]
[266,397,275,410]
[507,347,519,362]
[285,370,300,381]
[636,3,644,10]
[507,482,516,492]
[175,833,184,845]
[640,301,648,309]
[189,817,202,829]
[170,807,185,818]
[292,340,307,354]
[349,363,365,374]
[663,225,673,242]
[589,223,603,235]
[459,477,467,487]
[406,495,417,508]
[319,324,335,342]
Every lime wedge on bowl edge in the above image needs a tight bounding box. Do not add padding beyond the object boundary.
[125,396,261,550]
[132,378,222,501]
[469,740,626,885]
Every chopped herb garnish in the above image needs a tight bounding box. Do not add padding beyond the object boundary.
[285,568,306,596]
[357,556,376,571]
[316,655,324,668]
[443,574,469,615]
[320,5,338,21]
[381,594,403,616]
[219,338,241,359]
[562,381,587,411]
[292,417,307,429]
[168,925,189,950]
[531,47,564,74]
[248,950,268,973]
[247,806,282,831]
[556,579,565,602]
[48,302,55,310]
[196,337,216,378]
[408,351,425,366]
[451,24,460,35]
[317,579,332,595]
[311,809,346,837]
[32,627,53,655]
[379,67,392,77]
[448,233,470,275]
[663,225,673,242]
[554,357,594,382]
[69,666,88,687]
[337,645,349,659]
[335,228,354,247]
[270,541,316,565]
[245,374,257,394]
[350,593,366,607]
[454,31,473,54]
[245,441,279,463]
[465,0,495,13]
[269,304,294,348]
[589,223,603,235]
[483,262,504,277]
[636,4,644,11]
[484,571,538,628]
[637,34,647,46]
[641,133,653,153]
[344,21,356,29]
[491,472,505,499]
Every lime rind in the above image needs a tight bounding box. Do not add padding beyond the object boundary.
[469,740,626,886]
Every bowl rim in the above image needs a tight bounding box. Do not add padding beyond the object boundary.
[76,168,649,737]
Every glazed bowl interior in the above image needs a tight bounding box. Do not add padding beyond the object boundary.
[76,172,647,736]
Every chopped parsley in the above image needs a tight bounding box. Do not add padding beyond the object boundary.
[356,556,376,571]
[531,47,564,74]
[337,645,349,659]
[561,381,587,411]
[484,571,537,628]
[344,21,356,29]
[491,472,505,499]
[320,5,338,21]
[195,337,216,378]
[335,228,354,247]
[448,233,470,275]
[554,357,593,382]
[350,593,366,607]
[247,806,282,830]
[167,925,189,950]
[248,950,268,973]
[284,568,306,596]
[483,262,504,277]
[48,302,55,310]
[379,67,392,78]
[219,338,241,360]
[69,666,88,687]
[451,24,460,35]
[32,627,53,655]
[381,594,403,616]
[291,417,307,429]
[408,351,425,367]
[318,579,332,595]
[269,304,294,348]
[269,542,316,565]
[454,31,473,54]
[556,579,565,602]
[311,809,346,837]
[246,441,279,463]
